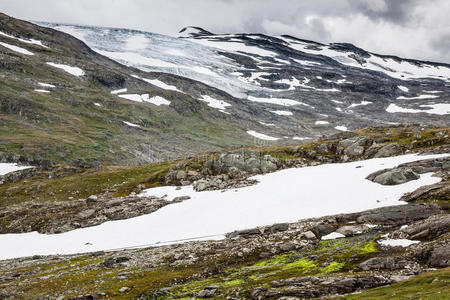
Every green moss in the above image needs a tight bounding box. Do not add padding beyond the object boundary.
[340,267,450,299]
[320,261,345,274]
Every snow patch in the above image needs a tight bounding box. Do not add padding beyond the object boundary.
[248,96,302,107]
[199,95,231,110]
[271,110,293,116]
[397,85,409,92]
[0,31,47,48]
[348,101,372,108]
[396,94,439,100]
[110,88,127,94]
[0,163,33,176]
[123,121,140,128]
[378,238,420,247]
[0,154,447,259]
[315,121,329,125]
[38,82,55,88]
[335,126,348,131]
[33,89,50,93]
[322,232,345,240]
[46,62,85,76]
[0,41,34,55]
[247,130,279,141]
[118,94,171,106]
[386,103,450,115]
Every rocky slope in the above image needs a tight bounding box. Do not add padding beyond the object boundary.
[0,125,448,299]
[0,13,273,167]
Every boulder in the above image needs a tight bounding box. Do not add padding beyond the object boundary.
[371,168,419,185]
[358,257,411,270]
[373,143,402,158]
[300,230,317,240]
[336,225,368,236]
[312,224,336,237]
[428,245,450,267]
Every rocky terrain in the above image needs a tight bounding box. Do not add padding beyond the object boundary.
[1,13,450,167]
[0,125,449,299]
[1,12,450,300]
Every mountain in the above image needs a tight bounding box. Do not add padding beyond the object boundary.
[1,14,449,167]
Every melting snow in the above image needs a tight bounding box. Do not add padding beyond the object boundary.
[0,163,33,176]
[378,238,420,247]
[123,121,140,128]
[145,78,180,92]
[248,96,302,107]
[38,82,55,88]
[293,137,311,141]
[191,38,277,57]
[386,103,450,115]
[322,232,345,240]
[271,110,293,116]
[0,154,447,259]
[396,94,439,100]
[199,95,231,110]
[118,94,171,106]
[315,121,329,125]
[46,62,85,76]
[246,130,279,141]
[0,41,34,55]
[0,31,47,48]
[348,101,372,108]
[33,89,50,93]
[397,85,409,92]
[335,126,348,131]
[110,88,127,94]
[94,103,102,107]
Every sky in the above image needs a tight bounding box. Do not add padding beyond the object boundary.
[1,0,449,63]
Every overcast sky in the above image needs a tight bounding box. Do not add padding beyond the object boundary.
[1,0,449,63]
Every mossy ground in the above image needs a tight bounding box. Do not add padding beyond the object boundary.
[164,235,380,298]
[340,267,450,300]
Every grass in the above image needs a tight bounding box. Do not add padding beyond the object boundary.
[340,267,450,300]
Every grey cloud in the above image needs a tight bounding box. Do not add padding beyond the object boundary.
[0,0,449,63]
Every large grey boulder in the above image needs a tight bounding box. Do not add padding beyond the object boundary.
[373,143,403,158]
[358,257,412,270]
[371,168,419,185]
[429,245,450,267]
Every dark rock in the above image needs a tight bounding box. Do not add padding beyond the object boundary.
[428,245,450,267]
[371,168,419,185]
[374,143,403,158]
[358,257,411,270]
[269,223,289,233]
[102,256,131,268]
[312,224,336,237]
[356,204,442,225]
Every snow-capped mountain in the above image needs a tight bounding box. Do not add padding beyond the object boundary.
[38,23,450,136]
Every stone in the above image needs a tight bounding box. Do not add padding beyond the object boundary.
[102,256,131,268]
[299,231,317,240]
[269,223,289,233]
[344,144,365,157]
[260,160,277,173]
[358,257,411,270]
[77,209,96,219]
[175,170,187,181]
[374,143,402,158]
[312,224,336,237]
[196,287,217,298]
[336,225,368,236]
[279,242,296,251]
[119,287,130,293]
[428,245,450,267]
[194,179,209,191]
[372,168,419,185]
[172,196,191,202]
[86,195,98,204]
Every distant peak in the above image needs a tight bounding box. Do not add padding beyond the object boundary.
[178,26,213,38]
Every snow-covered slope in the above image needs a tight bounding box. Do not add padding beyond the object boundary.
[36,22,450,137]
[0,154,446,260]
